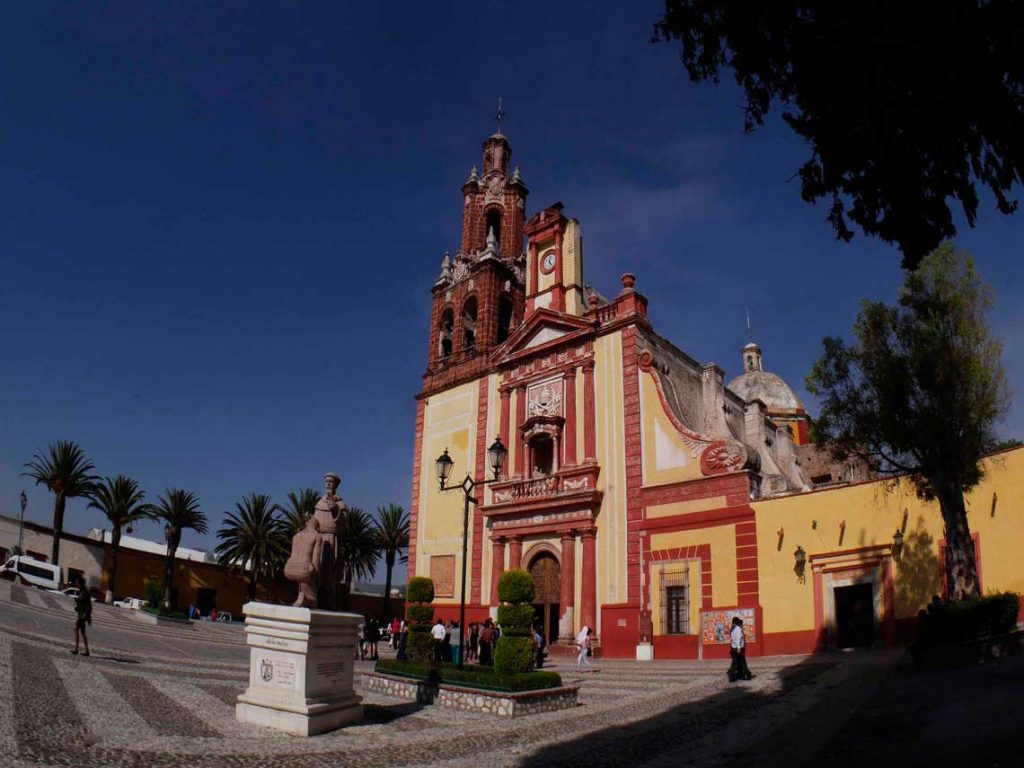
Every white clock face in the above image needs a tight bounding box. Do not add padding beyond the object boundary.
[541,251,556,273]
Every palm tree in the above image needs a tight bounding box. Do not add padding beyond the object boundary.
[280,487,321,535]
[215,493,289,602]
[336,506,379,610]
[87,475,155,603]
[152,488,208,611]
[23,440,99,566]
[373,504,409,621]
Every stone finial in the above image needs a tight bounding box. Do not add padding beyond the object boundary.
[588,292,600,309]
[620,273,636,292]
[485,226,498,254]
[467,165,479,183]
[437,251,453,282]
[511,166,522,183]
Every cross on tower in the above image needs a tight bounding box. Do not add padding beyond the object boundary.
[495,97,505,132]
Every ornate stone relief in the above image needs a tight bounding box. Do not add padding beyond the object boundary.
[527,378,563,418]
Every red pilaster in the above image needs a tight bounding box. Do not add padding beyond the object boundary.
[408,399,426,576]
[514,384,527,478]
[582,361,596,463]
[554,228,564,311]
[560,531,576,641]
[499,387,511,471]
[508,537,523,570]
[564,367,577,467]
[490,537,506,606]
[471,377,489,604]
[621,325,643,604]
[528,243,538,296]
[581,529,597,633]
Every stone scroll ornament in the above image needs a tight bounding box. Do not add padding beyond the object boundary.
[636,349,752,477]
[283,472,347,610]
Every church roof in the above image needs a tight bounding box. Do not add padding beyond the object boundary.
[727,369,805,412]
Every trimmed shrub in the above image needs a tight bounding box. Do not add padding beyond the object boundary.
[928,592,1020,644]
[497,569,535,604]
[375,659,562,692]
[498,604,536,630]
[407,576,435,605]
[494,634,536,675]
[407,628,435,666]
[143,579,162,609]
[406,605,434,626]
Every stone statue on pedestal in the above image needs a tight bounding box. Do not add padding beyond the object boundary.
[284,472,347,610]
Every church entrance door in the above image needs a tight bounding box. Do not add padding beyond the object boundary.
[528,552,561,645]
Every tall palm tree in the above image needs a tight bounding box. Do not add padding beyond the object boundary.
[152,488,208,611]
[23,440,99,566]
[373,504,409,621]
[87,475,155,603]
[279,487,321,535]
[336,506,379,610]
[215,493,289,602]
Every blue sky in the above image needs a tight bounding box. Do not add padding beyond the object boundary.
[2,3,1021,585]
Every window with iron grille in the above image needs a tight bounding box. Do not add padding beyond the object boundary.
[659,565,690,635]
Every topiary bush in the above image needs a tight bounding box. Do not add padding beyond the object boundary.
[494,569,537,675]
[405,576,437,667]
[144,578,162,609]
[497,569,535,604]
[407,576,435,605]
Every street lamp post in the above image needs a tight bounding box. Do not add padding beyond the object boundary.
[435,436,508,668]
[16,491,27,575]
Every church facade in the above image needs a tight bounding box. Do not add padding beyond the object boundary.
[408,131,1024,659]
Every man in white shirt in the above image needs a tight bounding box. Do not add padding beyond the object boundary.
[728,616,753,682]
[431,619,446,666]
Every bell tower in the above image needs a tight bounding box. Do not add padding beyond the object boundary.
[422,130,528,396]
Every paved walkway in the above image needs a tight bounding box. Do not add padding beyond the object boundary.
[0,581,914,767]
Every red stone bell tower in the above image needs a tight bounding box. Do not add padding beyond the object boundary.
[422,132,528,396]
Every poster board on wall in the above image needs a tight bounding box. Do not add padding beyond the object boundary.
[430,554,455,598]
[700,607,756,645]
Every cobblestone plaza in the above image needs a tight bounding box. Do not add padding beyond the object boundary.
[0,580,916,768]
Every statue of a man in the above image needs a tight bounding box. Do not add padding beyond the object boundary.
[312,472,347,610]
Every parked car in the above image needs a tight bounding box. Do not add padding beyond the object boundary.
[113,597,146,610]
[0,556,61,591]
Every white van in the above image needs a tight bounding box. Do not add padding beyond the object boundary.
[0,556,61,591]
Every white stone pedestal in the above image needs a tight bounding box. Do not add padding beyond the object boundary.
[636,642,655,661]
[236,602,363,736]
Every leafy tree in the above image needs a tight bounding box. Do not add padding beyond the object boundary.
[993,438,1022,452]
[653,1,1024,268]
[807,244,1009,600]
[373,504,410,621]
[215,493,289,602]
[87,475,155,603]
[23,440,99,566]
[336,506,379,609]
[280,487,321,535]
[151,488,208,610]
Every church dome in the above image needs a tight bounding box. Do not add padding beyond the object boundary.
[727,342,805,412]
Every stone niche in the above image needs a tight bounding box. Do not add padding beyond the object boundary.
[236,602,363,736]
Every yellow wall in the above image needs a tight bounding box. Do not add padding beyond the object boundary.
[647,558,702,637]
[752,447,1024,634]
[649,525,739,632]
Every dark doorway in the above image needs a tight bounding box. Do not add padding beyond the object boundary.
[834,582,875,648]
[197,588,217,616]
[529,552,561,645]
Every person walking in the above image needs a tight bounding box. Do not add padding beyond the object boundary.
[390,617,401,650]
[431,618,446,666]
[71,575,91,657]
[366,619,380,660]
[450,620,462,666]
[478,619,495,666]
[576,626,593,673]
[396,622,409,661]
[728,616,753,682]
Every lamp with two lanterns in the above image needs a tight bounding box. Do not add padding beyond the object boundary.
[434,436,508,668]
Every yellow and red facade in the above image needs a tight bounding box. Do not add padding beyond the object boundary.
[409,132,1024,658]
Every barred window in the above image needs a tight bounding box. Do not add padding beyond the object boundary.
[659,566,690,635]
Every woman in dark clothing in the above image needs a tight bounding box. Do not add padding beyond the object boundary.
[396,624,409,661]
[72,575,91,656]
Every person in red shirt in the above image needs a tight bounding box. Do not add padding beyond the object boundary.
[390,617,401,649]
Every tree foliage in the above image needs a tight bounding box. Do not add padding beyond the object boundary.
[280,487,320,535]
[373,503,409,621]
[23,440,99,565]
[151,488,208,610]
[336,506,379,595]
[215,492,289,601]
[653,1,1024,268]
[87,475,154,601]
[807,243,1009,599]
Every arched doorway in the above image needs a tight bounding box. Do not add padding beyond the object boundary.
[528,551,561,645]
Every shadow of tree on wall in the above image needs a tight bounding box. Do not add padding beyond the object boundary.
[896,517,940,618]
[522,647,835,767]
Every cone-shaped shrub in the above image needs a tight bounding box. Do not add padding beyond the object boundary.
[495,569,537,674]
[405,576,436,666]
